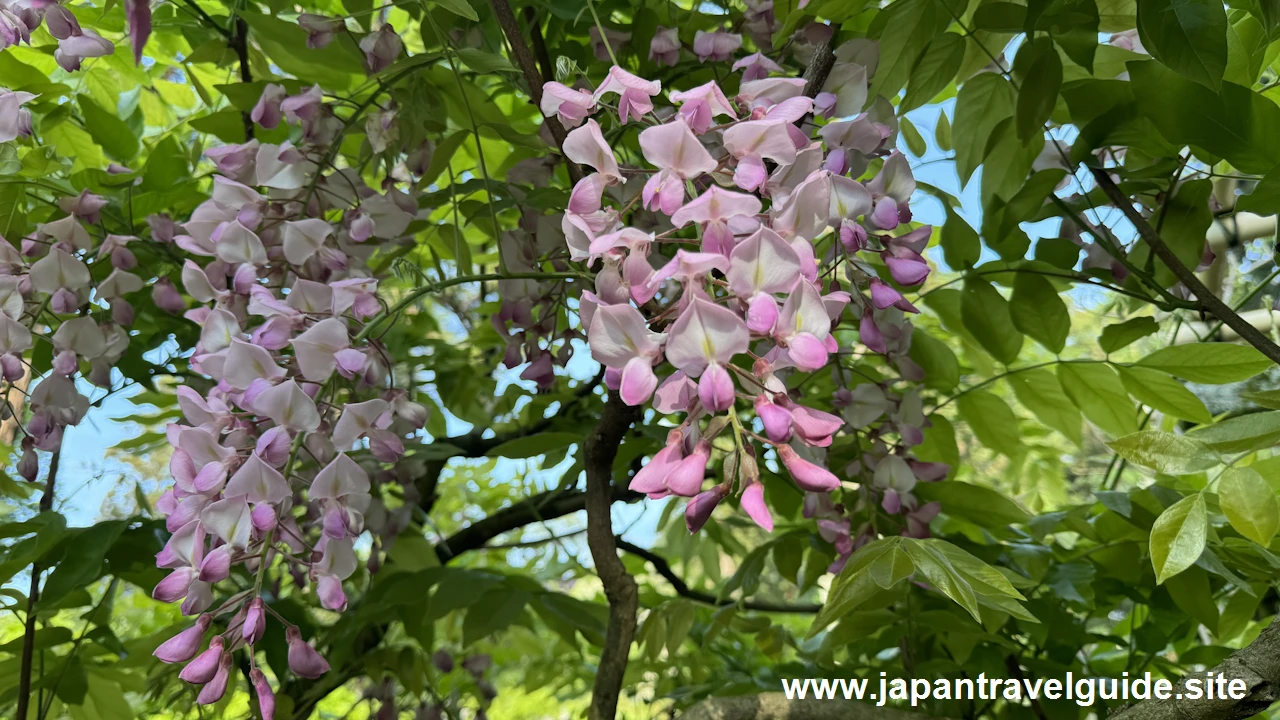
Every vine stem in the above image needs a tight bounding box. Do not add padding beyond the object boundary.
[585,0,618,66]
[354,271,588,342]
[16,448,62,720]
[1090,167,1280,365]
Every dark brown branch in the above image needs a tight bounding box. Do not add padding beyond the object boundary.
[681,694,935,720]
[584,394,642,720]
[1109,614,1280,720]
[801,37,837,102]
[230,16,254,141]
[1090,168,1280,365]
[488,0,583,184]
[522,6,555,84]
[616,540,821,614]
[436,483,642,562]
[16,450,61,720]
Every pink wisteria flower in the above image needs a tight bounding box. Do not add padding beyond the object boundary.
[693,30,742,62]
[594,66,661,124]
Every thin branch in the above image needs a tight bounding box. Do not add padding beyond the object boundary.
[16,450,62,720]
[230,16,254,140]
[488,0,584,183]
[616,540,821,614]
[1090,167,1280,365]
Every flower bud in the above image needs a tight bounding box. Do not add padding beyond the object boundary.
[179,636,224,684]
[664,441,710,497]
[152,277,186,314]
[286,626,331,678]
[50,288,79,314]
[196,652,233,704]
[256,427,292,466]
[740,481,773,531]
[252,503,278,532]
[685,485,727,533]
[778,445,841,492]
[753,394,793,443]
[112,299,134,326]
[153,567,197,603]
[197,545,232,583]
[243,597,266,644]
[153,615,211,663]
[432,649,454,673]
[251,669,276,720]
[1,353,23,382]
[17,447,38,482]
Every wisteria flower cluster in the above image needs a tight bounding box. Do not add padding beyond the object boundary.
[545,45,946,571]
[143,44,434,713]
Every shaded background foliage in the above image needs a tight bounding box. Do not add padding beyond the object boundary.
[6,0,1280,718]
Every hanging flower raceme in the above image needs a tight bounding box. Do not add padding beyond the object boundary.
[145,80,432,710]
[560,54,945,554]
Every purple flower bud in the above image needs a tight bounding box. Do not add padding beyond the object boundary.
[17,447,37,482]
[148,214,177,243]
[432,649,454,672]
[243,597,266,645]
[745,293,779,333]
[368,428,404,463]
[153,615,212,663]
[152,277,185,315]
[153,567,197,603]
[50,288,79,314]
[461,654,491,677]
[839,220,867,252]
[251,669,276,720]
[778,445,841,492]
[664,441,710,497]
[740,482,774,531]
[252,503,278,532]
[256,427,292,467]
[179,636,224,684]
[198,545,232,583]
[1,353,23,383]
[286,626,331,678]
[196,652,233,704]
[697,362,735,413]
[112,299,134,326]
[685,485,727,533]
[753,394,793,443]
[112,246,137,270]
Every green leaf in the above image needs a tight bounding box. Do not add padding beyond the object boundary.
[0,183,27,241]
[40,521,127,606]
[1129,179,1212,288]
[486,432,581,459]
[44,123,106,173]
[935,110,952,151]
[961,278,1024,364]
[914,480,1032,527]
[1099,316,1159,353]
[869,0,947,100]
[940,206,980,270]
[869,546,915,588]
[430,0,479,20]
[1059,363,1137,436]
[1013,37,1063,141]
[1236,166,1280,216]
[1009,273,1070,353]
[1189,411,1280,453]
[908,328,960,391]
[901,32,966,112]
[1118,366,1214,423]
[1241,389,1280,409]
[900,116,927,156]
[1106,430,1222,474]
[915,414,960,470]
[1007,369,1082,445]
[1163,565,1219,631]
[455,47,513,73]
[807,538,898,635]
[78,96,138,162]
[462,588,530,645]
[1129,60,1280,174]
[1136,0,1227,89]
[900,540,981,621]
[1218,467,1280,546]
[240,11,365,89]
[956,390,1022,457]
[1150,492,1208,583]
[953,73,1016,184]
[421,130,470,187]
[1136,343,1272,384]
